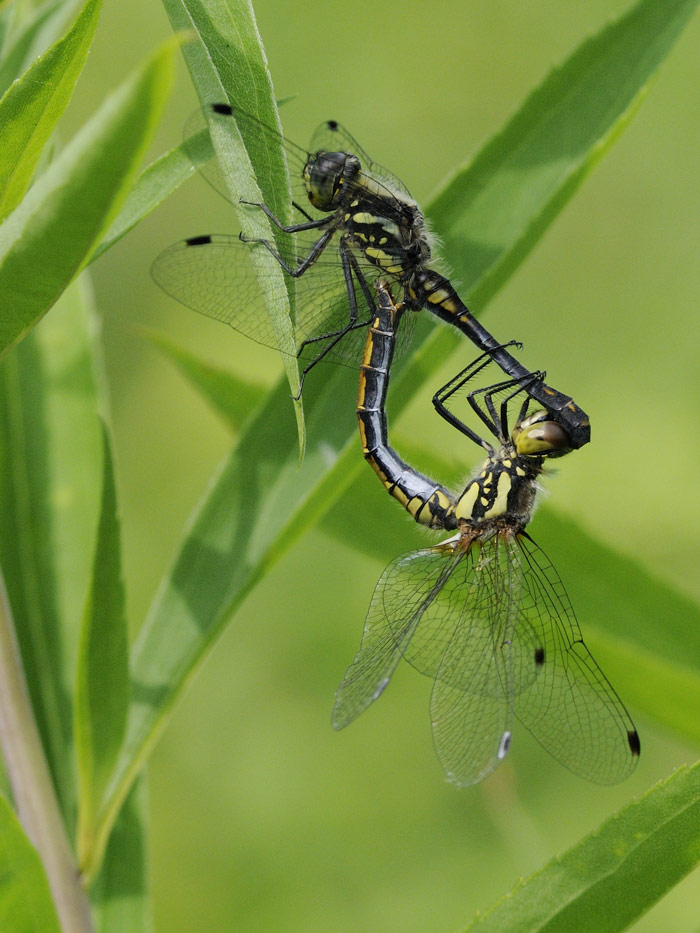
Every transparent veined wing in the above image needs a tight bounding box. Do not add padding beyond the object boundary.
[308,118,412,199]
[511,532,640,784]
[428,532,538,785]
[152,235,370,365]
[331,543,464,730]
[332,527,638,786]
[332,536,542,784]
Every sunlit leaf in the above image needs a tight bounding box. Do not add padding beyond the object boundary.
[0,0,101,220]
[0,795,60,932]
[160,0,303,443]
[0,279,102,822]
[0,34,177,356]
[75,423,129,868]
[467,763,700,932]
[91,130,211,261]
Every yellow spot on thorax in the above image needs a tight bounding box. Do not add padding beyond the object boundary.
[455,480,480,521]
[486,471,512,518]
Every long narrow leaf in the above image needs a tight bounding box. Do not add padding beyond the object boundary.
[0,795,60,932]
[0,0,101,220]
[91,130,211,262]
[92,0,699,873]
[75,422,128,869]
[145,329,266,431]
[0,280,102,822]
[0,35,177,357]
[467,762,700,932]
[161,0,303,439]
[430,0,700,311]
[0,0,70,98]
[92,779,150,933]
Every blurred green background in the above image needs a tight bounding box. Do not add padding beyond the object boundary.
[65,0,700,929]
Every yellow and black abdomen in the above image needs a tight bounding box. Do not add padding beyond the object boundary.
[357,296,457,531]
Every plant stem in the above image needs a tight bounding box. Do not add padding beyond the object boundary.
[0,566,94,932]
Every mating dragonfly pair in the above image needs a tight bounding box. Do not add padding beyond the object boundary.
[153,103,639,785]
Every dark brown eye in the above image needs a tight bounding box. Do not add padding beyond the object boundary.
[514,414,571,456]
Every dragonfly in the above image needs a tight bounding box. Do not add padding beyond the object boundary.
[152,102,590,449]
[337,281,639,785]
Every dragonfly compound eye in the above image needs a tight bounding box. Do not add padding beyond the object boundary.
[514,413,571,457]
[304,152,360,210]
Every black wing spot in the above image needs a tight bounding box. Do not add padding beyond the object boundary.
[326,120,339,131]
[534,646,545,666]
[212,102,232,116]
[185,235,213,247]
[628,730,641,756]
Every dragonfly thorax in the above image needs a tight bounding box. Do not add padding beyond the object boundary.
[303,150,361,210]
[454,445,542,527]
[344,199,432,281]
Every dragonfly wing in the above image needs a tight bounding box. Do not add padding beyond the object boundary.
[429,535,525,785]
[332,546,463,730]
[512,533,640,784]
[152,233,298,351]
[152,233,384,368]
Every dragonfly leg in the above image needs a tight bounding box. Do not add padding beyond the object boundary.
[432,342,523,445]
[292,317,372,400]
[238,226,335,277]
[239,200,333,234]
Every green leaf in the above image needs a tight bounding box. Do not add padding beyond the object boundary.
[161,0,304,447]
[0,279,102,823]
[0,0,69,98]
[145,329,266,431]
[0,0,102,221]
[0,794,60,933]
[90,0,699,872]
[0,34,177,357]
[75,421,128,870]
[91,130,211,262]
[91,103,296,262]
[92,779,149,933]
[466,762,700,932]
[87,363,363,878]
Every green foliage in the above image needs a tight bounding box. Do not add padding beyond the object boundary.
[430,0,700,309]
[75,422,129,870]
[0,17,177,356]
[467,763,700,932]
[144,328,266,430]
[0,795,60,932]
[0,0,175,927]
[0,0,100,219]
[0,0,698,929]
[161,0,304,441]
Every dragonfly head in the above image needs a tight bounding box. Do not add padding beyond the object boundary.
[512,410,571,459]
[304,151,361,210]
